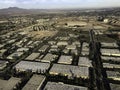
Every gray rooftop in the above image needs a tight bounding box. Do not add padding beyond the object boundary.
[49,64,89,79]
[22,74,46,90]
[44,82,88,90]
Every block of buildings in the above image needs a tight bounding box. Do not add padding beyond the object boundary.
[103,63,120,69]
[106,70,120,81]
[0,60,8,70]
[38,45,49,53]
[101,49,120,56]
[58,55,73,65]
[44,82,88,90]
[78,57,92,67]
[101,42,118,48]
[0,77,21,90]
[7,52,24,60]
[49,64,89,79]
[22,74,46,90]
[41,53,58,63]
[25,53,40,61]
[101,56,120,63]
[66,45,76,50]
[14,61,50,73]
[57,41,68,46]
[110,83,120,90]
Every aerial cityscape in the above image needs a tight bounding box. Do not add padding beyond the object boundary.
[0,0,120,90]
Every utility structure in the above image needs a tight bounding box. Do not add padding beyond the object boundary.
[89,29,107,90]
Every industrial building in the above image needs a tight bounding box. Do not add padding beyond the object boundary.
[25,53,40,61]
[66,45,76,50]
[22,74,46,90]
[101,56,120,63]
[109,83,120,90]
[7,52,24,60]
[78,57,92,67]
[14,61,50,73]
[57,41,68,46]
[57,55,73,65]
[101,49,120,56]
[38,45,49,53]
[101,42,118,48]
[49,64,89,79]
[106,70,120,81]
[103,63,120,69]
[44,82,88,90]
[0,77,21,90]
[41,53,58,63]
[0,60,8,70]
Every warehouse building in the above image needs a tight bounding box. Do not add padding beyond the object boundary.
[106,70,120,81]
[0,77,21,90]
[16,47,29,52]
[22,74,46,90]
[109,83,120,90]
[101,42,118,48]
[57,41,68,46]
[101,56,120,63]
[58,55,73,65]
[66,45,76,50]
[41,53,58,63]
[7,52,24,60]
[0,60,9,70]
[38,45,49,53]
[14,61,50,73]
[101,49,120,56]
[25,53,40,61]
[49,64,89,79]
[44,82,88,90]
[103,63,120,69]
[78,57,92,67]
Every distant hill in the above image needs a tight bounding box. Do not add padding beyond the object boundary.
[0,7,120,16]
[0,7,65,15]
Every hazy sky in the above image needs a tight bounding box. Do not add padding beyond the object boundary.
[0,0,120,9]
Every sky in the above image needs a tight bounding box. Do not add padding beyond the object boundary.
[0,0,120,9]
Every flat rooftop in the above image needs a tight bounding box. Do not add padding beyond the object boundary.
[22,74,46,90]
[110,83,120,90]
[58,55,73,65]
[14,61,50,73]
[26,53,40,61]
[44,82,88,90]
[49,64,89,79]
[78,57,92,67]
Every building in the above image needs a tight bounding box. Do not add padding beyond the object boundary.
[41,53,58,63]
[66,45,76,50]
[14,61,50,73]
[101,49,120,56]
[106,70,120,81]
[22,74,46,90]
[101,56,120,63]
[7,52,24,60]
[38,45,49,53]
[0,77,21,90]
[16,48,29,52]
[0,60,8,70]
[49,64,89,79]
[0,49,7,58]
[58,55,73,65]
[57,41,68,46]
[25,53,40,61]
[78,57,92,67]
[101,42,118,48]
[44,82,88,90]
[103,63,120,69]
[109,83,120,90]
